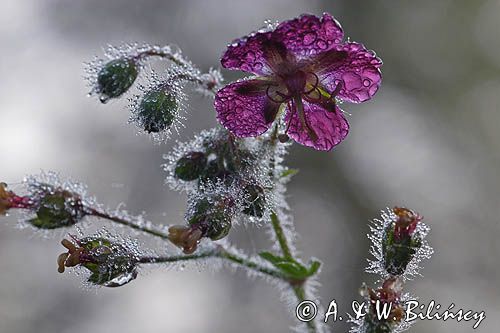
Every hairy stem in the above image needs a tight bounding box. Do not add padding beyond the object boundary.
[89,208,170,240]
[138,246,288,280]
[135,47,221,94]
[135,48,190,68]
[293,285,319,333]
[270,212,293,260]
[269,212,320,333]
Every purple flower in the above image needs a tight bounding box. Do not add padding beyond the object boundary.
[214,13,382,151]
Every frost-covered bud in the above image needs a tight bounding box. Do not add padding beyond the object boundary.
[174,152,207,181]
[138,89,178,133]
[199,160,232,183]
[360,277,405,333]
[57,236,137,287]
[97,58,138,103]
[168,196,233,254]
[188,198,232,240]
[382,207,423,276]
[242,184,266,218]
[29,189,85,229]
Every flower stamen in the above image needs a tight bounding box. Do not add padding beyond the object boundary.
[293,96,318,142]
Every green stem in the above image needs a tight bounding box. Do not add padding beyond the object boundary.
[269,209,319,333]
[138,246,288,280]
[136,49,190,68]
[89,209,170,240]
[217,247,287,279]
[270,212,293,260]
[138,251,213,264]
[136,48,220,94]
[293,285,318,333]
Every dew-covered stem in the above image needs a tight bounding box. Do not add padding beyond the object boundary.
[217,247,288,280]
[134,48,191,68]
[89,208,170,240]
[270,212,293,260]
[138,251,214,264]
[293,285,319,333]
[138,246,288,280]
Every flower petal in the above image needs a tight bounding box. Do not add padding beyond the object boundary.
[285,99,349,151]
[272,13,344,59]
[221,31,275,76]
[215,80,280,137]
[317,42,382,103]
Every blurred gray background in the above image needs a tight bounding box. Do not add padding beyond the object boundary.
[0,0,499,332]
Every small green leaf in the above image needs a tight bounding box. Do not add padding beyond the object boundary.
[281,168,299,179]
[258,251,285,265]
[275,261,309,279]
[308,260,321,275]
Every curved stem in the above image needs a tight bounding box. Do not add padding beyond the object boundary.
[135,48,190,68]
[138,246,288,281]
[89,208,170,240]
[134,47,221,94]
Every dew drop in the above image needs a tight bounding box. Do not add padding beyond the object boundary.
[303,32,317,45]
[99,95,110,104]
[316,39,328,50]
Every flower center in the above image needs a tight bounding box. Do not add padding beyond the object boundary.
[282,70,307,94]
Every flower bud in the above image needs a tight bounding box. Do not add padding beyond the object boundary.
[138,89,177,133]
[361,277,405,333]
[382,207,423,276]
[0,183,13,215]
[97,58,138,103]
[57,237,137,287]
[199,160,232,183]
[242,184,266,218]
[188,198,232,241]
[174,152,207,181]
[29,190,85,229]
[167,225,203,254]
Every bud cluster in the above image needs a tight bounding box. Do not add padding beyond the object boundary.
[163,128,281,253]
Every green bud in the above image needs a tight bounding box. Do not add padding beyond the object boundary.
[138,89,177,133]
[199,159,234,184]
[225,148,256,173]
[188,198,232,241]
[242,184,266,218]
[30,191,83,229]
[174,152,207,181]
[97,58,138,102]
[382,225,421,276]
[80,237,137,287]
